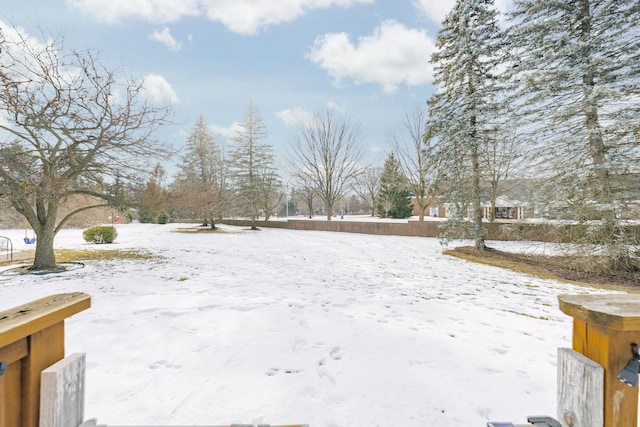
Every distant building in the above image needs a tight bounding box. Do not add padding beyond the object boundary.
[481,196,531,220]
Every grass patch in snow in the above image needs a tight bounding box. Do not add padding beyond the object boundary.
[174,226,239,234]
[445,246,638,292]
[54,248,157,262]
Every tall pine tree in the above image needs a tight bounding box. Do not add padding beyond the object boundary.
[171,115,224,229]
[375,153,413,219]
[229,101,276,230]
[506,0,640,272]
[427,0,502,250]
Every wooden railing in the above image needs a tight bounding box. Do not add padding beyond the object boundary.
[0,292,91,427]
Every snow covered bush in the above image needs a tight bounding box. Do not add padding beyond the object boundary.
[83,226,118,244]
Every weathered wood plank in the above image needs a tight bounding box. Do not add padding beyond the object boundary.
[0,292,91,347]
[24,322,66,427]
[40,353,86,427]
[557,348,604,427]
[0,361,22,427]
[0,337,27,364]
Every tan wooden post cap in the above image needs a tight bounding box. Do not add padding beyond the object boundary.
[559,293,640,331]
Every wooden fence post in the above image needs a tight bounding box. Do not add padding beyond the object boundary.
[557,348,604,427]
[558,294,640,427]
[40,353,86,427]
[0,293,91,427]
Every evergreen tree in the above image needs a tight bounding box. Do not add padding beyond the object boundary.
[506,0,640,272]
[137,164,168,224]
[375,153,413,218]
[229,101,275,230]
[171,115,225,229]
[427,0,503,250]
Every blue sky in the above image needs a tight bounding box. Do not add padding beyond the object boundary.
[2,0,511,177]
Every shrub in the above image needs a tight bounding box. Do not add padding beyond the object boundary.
[138,210,154,224]
[83,226,118,244]
[156,212,170,224]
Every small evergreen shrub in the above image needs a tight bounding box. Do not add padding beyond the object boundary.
[156,212,170,224]
[138,211,154,224]
[83,226,118,244]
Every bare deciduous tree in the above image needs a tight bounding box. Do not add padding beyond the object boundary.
[352,165,381,217]
[288,108,365,221]
[255,162,283,221]
[480,125,518,222]
[0,27,172,269]
[392,106,440,221]
[294,178,317,218]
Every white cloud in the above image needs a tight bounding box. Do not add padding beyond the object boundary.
[412,0,454,24]
[324,101,347,114]
[66,0,201,24]
[209,122,242,138]
[200,0,373,35]
[0,21,53,74]
[276,107,314,127]
[307,20,436,93]
[141,74,181,105]
[149,27,183,52]
[67,0,373,35]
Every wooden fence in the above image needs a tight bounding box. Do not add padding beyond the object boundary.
[220,218,640,243]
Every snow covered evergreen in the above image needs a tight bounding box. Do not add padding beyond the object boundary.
[375,152,413,219]
[505,0,640,272]
[427,0,504,250]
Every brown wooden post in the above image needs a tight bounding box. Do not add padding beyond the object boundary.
[0,293,90,427]
[559,294,640,427]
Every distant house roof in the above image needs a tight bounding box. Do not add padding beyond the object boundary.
[481,195,528,208]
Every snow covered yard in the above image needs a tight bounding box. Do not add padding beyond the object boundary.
[0,223,615,426]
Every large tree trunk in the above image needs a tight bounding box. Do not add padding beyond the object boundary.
[250,209,258,230]
[580,0,610,206]
[325,201,332,221]
[417,196,426,222]
[31,223,57,270]
[489,198,496,223]
[471,145,486,251]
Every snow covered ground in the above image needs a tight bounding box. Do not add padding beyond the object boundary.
[0,223,618,426]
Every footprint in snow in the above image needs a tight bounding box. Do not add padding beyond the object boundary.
[330,346,343,360]
[266,367,301,376]
[149,360,181,370]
